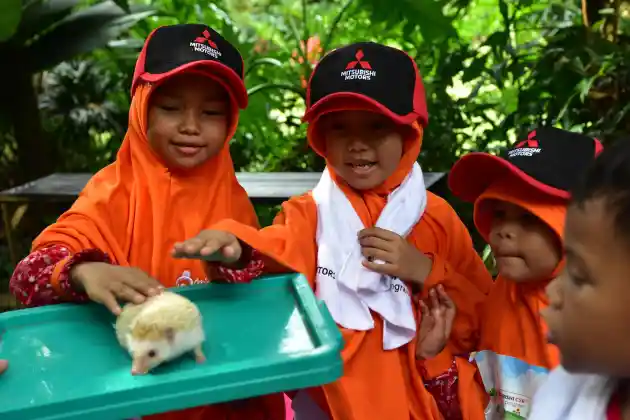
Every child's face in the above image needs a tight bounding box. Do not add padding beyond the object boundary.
[488,201,561,282]
[544,198,630,375]
[321,110,404,190]
[147,73,229,170]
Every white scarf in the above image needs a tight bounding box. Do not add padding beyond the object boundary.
[529,366,615,420]
[311,163,427,350]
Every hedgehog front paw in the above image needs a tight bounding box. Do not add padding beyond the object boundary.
[193,345,206,363]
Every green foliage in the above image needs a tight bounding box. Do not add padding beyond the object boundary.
[5,0,154,73]
[3,0,630,272]
[0,0,22,42]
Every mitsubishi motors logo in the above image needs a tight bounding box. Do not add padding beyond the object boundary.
[340,49,376,81]
[195,30,218,48]
[508,131,542,158]
[346,49,371,70]
[190,29,222,59]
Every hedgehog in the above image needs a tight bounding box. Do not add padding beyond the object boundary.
[115,291,206,375]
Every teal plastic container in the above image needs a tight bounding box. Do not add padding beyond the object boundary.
[0,274,342,420]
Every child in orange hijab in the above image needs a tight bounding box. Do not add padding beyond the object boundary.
[448,128,602,418]
[173,42,493,420]
[9,23,284,420]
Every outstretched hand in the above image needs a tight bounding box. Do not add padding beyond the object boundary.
[0,359,7,375]
[172,230,242,264]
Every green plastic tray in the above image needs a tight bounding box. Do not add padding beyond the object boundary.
[0,274,342,420]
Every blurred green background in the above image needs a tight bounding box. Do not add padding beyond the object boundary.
[1,0,628,287]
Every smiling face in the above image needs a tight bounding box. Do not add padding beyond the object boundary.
[146,73,230,170]
[487,200,561,282]
[319,110,407,190]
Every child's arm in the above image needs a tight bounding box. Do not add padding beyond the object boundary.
[413,195,493,417]
[12,244,262,308]
[9,245,108,306]
[177,194,319,283]
[419,195,492,356]
[414,287,463,419]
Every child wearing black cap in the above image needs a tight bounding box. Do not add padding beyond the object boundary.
[174,42,493,419]
[447,128,602,418]
[529,138,630,420]
[10,23,284,419]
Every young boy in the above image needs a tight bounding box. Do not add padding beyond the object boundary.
[447,128,602,418]
[174,42,493,419]
[529,138,630,420]
[9,23,283,420]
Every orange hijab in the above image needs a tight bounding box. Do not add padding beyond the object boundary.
[31,79,289,419]
[474,177,565,368]
[32,81,258,288]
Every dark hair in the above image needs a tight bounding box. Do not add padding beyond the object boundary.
[571,138,630,239]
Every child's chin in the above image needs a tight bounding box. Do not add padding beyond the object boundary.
[499,270,540,283]
[344,173,386,191]
[168,156,207,171]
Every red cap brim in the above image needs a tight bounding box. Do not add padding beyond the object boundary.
[137,61,247,109]
[448,152,571,202]
[302,92,421,125]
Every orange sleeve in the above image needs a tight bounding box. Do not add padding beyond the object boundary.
[412,195,491,420]
[418,195,492,356]
[210,194,319,285]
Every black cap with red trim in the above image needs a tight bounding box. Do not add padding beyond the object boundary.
[303,42,427,126]
[449,127,603,202]
[131,23,247,109]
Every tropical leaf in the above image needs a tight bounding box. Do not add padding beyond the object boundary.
[15,0,80,44]
[24,0,154,73]
[112,0,130,13]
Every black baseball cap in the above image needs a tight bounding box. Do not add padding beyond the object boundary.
[449,127,603,202]
[303,42,428,126]
[131,24,247,109]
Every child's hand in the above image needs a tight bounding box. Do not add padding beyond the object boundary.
[172,230,242,264]
[0,359,7,375]
[71,263,163,316]
[358,227,433,286]
[416,285,456,360]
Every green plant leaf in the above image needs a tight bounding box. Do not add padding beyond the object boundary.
[359,0,456,43]
[247,82,305,99]
[112,0,130,13]
[14,0,80,44]
[404,0,456,42]
[244,57,283,77]
[24,1,154,73]
[0,0,23,42]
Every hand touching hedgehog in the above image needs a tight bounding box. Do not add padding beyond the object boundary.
[71,263,206,375]
[71,263,164,315]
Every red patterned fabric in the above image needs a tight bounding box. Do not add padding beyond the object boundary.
[215,249,265,283]
[419,358,462,419]
[9,245,96,306]
[10,245,264,307]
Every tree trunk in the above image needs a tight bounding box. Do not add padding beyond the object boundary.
[6,65,55,184]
